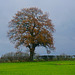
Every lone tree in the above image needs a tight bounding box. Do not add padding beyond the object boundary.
[8,7,55,61]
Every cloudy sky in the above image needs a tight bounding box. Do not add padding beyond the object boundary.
[0,0,75,56]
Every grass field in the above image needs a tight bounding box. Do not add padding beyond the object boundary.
[0,61,75,75]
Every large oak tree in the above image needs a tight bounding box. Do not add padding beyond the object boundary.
[8,7,55,61]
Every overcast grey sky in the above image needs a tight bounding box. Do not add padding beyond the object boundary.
[0,0,75,56]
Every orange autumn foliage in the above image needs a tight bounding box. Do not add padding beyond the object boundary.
[8,7,55,61]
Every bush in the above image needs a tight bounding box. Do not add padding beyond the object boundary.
[0,51,30,63]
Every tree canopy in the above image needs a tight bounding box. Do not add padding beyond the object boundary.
[8,7,55,61]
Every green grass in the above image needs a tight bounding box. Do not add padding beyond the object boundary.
[0,60,75,75]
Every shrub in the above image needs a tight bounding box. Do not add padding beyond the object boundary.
[0,51,29,62]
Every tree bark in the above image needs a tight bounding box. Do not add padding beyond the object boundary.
[30,48,35,61]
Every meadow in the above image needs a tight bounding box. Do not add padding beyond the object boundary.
[0,61,75,75]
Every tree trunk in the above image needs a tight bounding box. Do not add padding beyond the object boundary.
[30,48,35,61]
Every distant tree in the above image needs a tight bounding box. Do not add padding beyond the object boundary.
[1,52,29,62]
[8,7,55,61]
